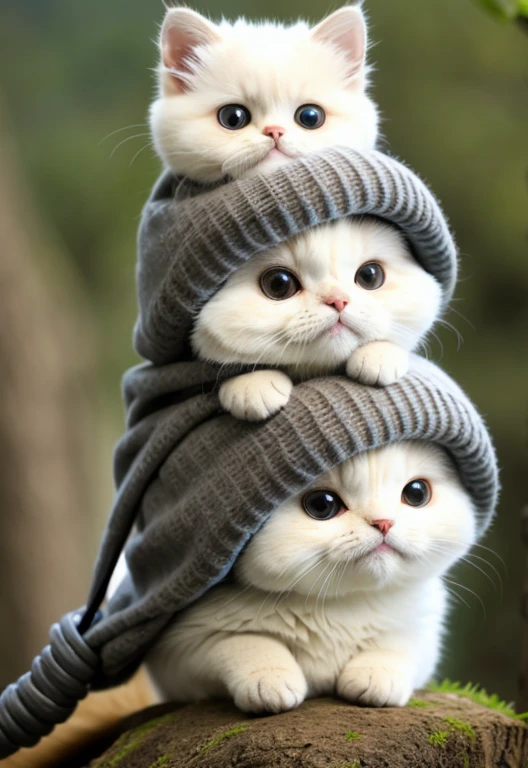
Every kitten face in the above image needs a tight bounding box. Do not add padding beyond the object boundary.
[236,441,476,596]
[192,219,442,374]
[151,7,379,181]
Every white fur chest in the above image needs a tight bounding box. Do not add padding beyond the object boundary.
[254,594,391,695]
[164,581,442,697]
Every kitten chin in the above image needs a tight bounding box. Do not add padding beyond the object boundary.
[150,7,379,182]
[146,441,476,713]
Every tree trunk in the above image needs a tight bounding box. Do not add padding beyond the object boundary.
[85,695,528,768]
[520,503,528,712]
[0,94,97,689]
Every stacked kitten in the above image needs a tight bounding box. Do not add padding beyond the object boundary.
[153,5,440,421]
[140,6,476,713]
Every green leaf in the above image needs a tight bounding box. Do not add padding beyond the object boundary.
[474,0,518,20]
[517,0,528,17]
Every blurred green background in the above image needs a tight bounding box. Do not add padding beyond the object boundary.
[0,0,526,703]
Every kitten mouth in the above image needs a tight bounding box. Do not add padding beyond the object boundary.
[359,540,402,560]
[374,542,396,554]
[327,318,358,339]
[265,147,291,160]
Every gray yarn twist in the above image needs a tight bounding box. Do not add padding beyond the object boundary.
[0,611,98,758]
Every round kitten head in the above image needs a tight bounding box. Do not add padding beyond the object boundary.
[236,441,477,596]
[151,7,378,181]
[192,218,443,372]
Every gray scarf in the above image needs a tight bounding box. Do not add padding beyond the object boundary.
[0,148,497,759]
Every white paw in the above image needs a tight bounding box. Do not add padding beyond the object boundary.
[219,370,293,421]
[232,666,308,714]
[346,342,409,387]
[337,664,412,708]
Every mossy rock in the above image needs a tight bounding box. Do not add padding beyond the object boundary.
[86,693,528,768]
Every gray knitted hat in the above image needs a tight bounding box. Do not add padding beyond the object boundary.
[0,150,495,760]
[135,147,458,364]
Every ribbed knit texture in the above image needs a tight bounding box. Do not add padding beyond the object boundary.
[135,148,458,364]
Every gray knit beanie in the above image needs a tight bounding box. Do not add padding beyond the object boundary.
[134,147,458,364]
[0,150,496,761]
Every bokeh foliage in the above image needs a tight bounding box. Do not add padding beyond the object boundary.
[474,0,528,20]
[0,0,526,700]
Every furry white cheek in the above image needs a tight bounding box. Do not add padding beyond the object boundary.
[381,275,443,349]
[392,492,476,576]
[193,294,291,362]
[236,505,343,593]
[150,97,240,178]
[320,93,379,150]
[343,292,390,341]
[194,284,311,362]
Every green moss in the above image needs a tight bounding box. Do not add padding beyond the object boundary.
[407,698,431,708]
[443,717,476,740]
[130,713,178,737]
[94,733,144,767]
[149,757,171,768]
[192,724,249,761]
[428,679,528,721]
[93,713,178,767]
[427,714,479,751]
[345,731,361,740]
[428,729,450,747]
[460,751,471,768]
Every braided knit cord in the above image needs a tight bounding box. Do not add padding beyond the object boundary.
[0,611,98,758]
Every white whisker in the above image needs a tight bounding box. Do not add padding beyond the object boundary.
[108,133,151,159]
[98,123,148,147]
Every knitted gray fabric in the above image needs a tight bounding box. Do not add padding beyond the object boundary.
[135,147,458,364]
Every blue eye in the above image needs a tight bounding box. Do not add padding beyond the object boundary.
[294,104,326,130]
[217,104,251,130]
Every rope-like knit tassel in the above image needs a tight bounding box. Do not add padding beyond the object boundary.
[0,611,98,758]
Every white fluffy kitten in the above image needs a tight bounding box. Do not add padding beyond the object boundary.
[147,441,476,713]
[151,5,378,181]
[193,218,442,421]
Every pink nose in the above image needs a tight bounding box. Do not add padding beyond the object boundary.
[263,125,285,144]
[325,296,348,313]
[371,519,394,537]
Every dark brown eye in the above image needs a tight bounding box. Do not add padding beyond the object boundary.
[259,268,301,300]
[355,262,385,290]
[401,480,431,508]
[217,104,251,130]
[302,490,346,520]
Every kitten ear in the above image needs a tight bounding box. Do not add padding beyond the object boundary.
[311,5,367,82]
[160,7,221,94]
